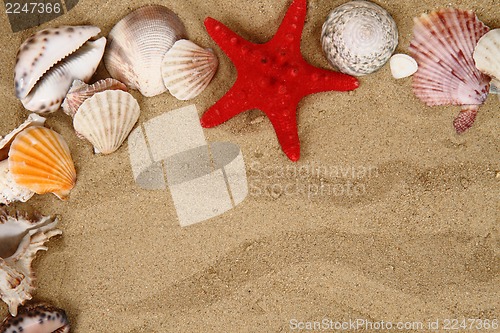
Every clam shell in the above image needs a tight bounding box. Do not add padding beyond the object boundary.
[161,39,219,100]
[321,0,398,76]
[0,303,69,332]
[14,25,101,99]
[104,5,187,97]
[0,160,34,206]
[73,90,140,154]
[20,37,107,114]
[0,211,61,316]
[389,53,418,79]
[8,127,76,200]
[473,29,500,83]
[62,78,128,117]
[0,114,46,161]
[409,8,490,107]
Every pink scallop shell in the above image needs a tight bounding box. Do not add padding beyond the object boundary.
[409,8,490,133]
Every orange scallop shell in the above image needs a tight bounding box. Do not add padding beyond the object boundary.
[8,126,76,200]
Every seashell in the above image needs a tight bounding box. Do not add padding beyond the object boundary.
[409,8,490,133]
[474,29,500,88]
[453,105,479,134]
[0,114,46,161]
[0,211,61,316]
[0,160,34,206]
[104,5,187,97]
[73,90,140,154]
[8,127,76,201]
[321,0,398,76]
[0,303,69,332]
[20,37,107,114]
[161,39,219,100]
[389,53,418,79]
[14,25,101,100]
[62,78,128,117]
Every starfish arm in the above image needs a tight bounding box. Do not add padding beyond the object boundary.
[200,82,250,128]
[204,17,257,67]
[303,64,359,94]
[270,0,307,52]
[266,105,301,161]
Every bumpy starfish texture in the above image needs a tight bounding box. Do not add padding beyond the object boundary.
[201,0,359,161]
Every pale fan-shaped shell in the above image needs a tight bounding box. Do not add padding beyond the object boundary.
[62,78,128,117]
[8,127,76,200]
[73,90,140,154]
[390,54,418,79]
[0,114,46,161]
[473,29,500,83]
[20,37,107,114]
[0,211,61,316]
[14,25,100,99]
[321,0,398,76]
[409,8,490,107]
[104,5,187,97]
[161,39,218,100]
[0,160,34,205]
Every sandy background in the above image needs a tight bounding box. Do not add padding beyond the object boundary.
[0,0,499,332]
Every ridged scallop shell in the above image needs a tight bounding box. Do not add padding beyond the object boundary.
[0,114,46,161]
[104,5,187,97]
[0,160,34,206]
[62,78,128,117]
[8,127,76,201]
[14,25,100,99]
[73,90,140,154]
[473,29,500,86]
[390,54,418,79]
[161,39,218,100]
[409,8,490,133]
[20,37,107,114]
[0,303,70,332]
[321,0,398,76]
[0,211,61,316]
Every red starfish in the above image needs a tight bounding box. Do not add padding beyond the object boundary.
[201,0,359,161]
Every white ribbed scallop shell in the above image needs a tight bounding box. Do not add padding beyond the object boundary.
[161,39,218,100]
[104,5,187,97]
[62,78,128,117]
[73,90,140,154]
[20,37,106,114]
[14,25,100,99]
[473,29,500,87]
[321,0,398,76]
[0,211,61,316]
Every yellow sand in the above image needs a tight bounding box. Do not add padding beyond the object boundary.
[0,0,498,332]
